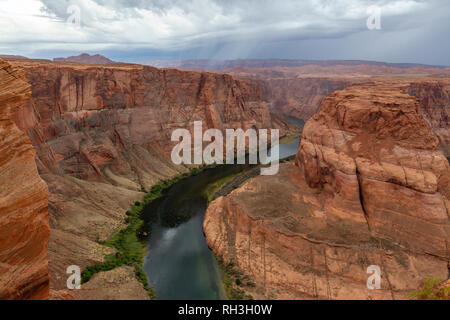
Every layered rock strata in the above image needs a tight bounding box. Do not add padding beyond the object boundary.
[264,78,354,121]
[204,81,450,299]
[225,68,450,153]
[0,59,49,300]
[408,80,450,157]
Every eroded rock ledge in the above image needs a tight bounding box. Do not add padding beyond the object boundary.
[204,81,450,299]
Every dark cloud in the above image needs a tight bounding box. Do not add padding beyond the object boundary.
[1,0,449,65]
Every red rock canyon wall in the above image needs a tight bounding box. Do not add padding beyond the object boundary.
[0,59,49,300]
[204,80,450,299]
[6,59,294,298]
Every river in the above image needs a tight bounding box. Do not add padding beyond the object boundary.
[142,137,300,300]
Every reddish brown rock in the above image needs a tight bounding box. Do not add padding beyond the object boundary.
[5,59,295,299]
[264,78,354,121]
[224,67,356,121]
[408,81,450,157]
[204,80,450,300]
[297,81,449,258]
[11,61,294,182]
[205,164,448,299]
[0,59,49,300]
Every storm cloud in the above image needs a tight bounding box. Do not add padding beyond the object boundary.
[0,0,449,65]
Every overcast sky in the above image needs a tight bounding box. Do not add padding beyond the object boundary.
[0,0,449,65]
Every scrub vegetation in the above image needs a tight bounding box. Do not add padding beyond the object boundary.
[406,277,450,300]
[81,166,207,299]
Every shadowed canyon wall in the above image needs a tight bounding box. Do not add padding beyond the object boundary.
[408,81,450,157]
[224,67,450,159]
[204,80,450,299]
[0,59,49,300]
[263,78,354,121]
[223,67,356,122]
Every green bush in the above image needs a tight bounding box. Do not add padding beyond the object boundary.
[81,167,214,299]
[216,257,253,300]
[406,277,445,300]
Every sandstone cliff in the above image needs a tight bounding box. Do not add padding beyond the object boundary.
[0,59,49,300]
[408,80,450,157]
[6,59,294,298]
[225,68,450,150]
[204,80,450,299]
[264,78,353,121]
[223,67,356,122]
[296,81,449,258]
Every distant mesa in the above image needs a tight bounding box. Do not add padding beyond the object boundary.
[53,53,115,65]
[0,54,29,60]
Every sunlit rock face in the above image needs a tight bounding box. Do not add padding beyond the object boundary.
[0,59,49,300]
[204,80,450,300]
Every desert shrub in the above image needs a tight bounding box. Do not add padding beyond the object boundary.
[81,167,215,299]
[406,277,445,300]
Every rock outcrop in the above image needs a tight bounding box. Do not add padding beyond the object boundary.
[204,80,450,299]
[223,67,357,122]
[13,60,294,192]
[0,59,49,300]
[6,59,295,299]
